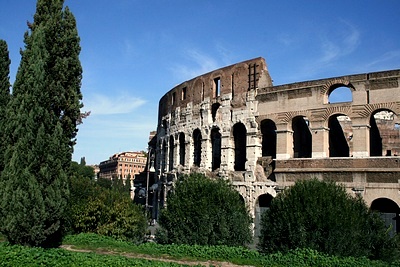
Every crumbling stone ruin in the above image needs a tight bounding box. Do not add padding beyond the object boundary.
[153,57,400,236]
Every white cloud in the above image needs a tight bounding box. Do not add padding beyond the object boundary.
[319,20,360,64]
[83,93,146,115]
[277,33,295,47]
[286,20,361,81]
[74,111,157,164]
[365,50,400,69]
[121,39,136,59]
[169,48,220,81]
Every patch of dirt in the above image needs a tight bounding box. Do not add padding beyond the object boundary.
[60,245,255,267]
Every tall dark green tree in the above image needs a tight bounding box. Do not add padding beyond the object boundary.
[0,40,11,172]
[0,0,82,247]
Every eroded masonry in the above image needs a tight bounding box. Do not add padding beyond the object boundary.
[151,57,400,236]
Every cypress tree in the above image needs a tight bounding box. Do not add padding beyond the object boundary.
[0,40,11,172]
[0,0,82,247]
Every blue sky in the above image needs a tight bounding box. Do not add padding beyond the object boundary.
[1,0,399,165]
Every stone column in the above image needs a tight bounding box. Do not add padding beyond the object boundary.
[200,130,209,169]
[245,119,260,181]
[310,120,329,158]
[185,133,192,171]
[275,123,293,159]
[220,130,233,174]
[351,117,370,157]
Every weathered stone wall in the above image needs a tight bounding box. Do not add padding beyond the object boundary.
[155,56,400,228]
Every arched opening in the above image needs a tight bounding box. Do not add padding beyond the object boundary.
[238,194,245,204]
[233,123,246,171]
[328,85,353,103]
[371,198,399,237]
[161,140,167,172]
[211,103,221,122]
[261,119,277,158]
[179,132,185,166]
[211,128,221,171]
[328,114,351,157]
[292,116,312,158]
[254,194,273,240]
[168,135,174,171]
[193,129,202,167]
[370,110,399,156]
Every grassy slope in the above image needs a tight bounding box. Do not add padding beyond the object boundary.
[0,233,398,267]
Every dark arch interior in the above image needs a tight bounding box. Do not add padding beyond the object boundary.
[292,116,312,158]
[211,103,221,122]
[233,123,246,171]
[370,110,397,157]
[329,115,350,157]
[261,119,277,158]
[179,133,185,166]
[258,193,273,208]
[193,129,202,167]
[371,198,399,237]
[371,198,399,213]
[211,128,221,171]
[168,135,174,171]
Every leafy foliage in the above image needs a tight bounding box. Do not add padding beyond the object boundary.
[70,161,94,180]
[65,176,147,243]
[156,173,252,246]
[258,179,397,261]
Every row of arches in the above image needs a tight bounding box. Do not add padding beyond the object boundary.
[159,108,398,174]
[261,109,399,159]
[160,123,249,173]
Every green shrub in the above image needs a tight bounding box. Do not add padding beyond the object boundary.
[156,173,252,246]
[65,175,146,243]
[258,179,397,261]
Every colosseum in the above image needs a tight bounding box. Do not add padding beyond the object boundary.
[149,57,400,237]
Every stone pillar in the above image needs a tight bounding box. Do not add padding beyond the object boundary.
[245,119,260,181]
[185,133,193,171]
[200,130,209,169]
[310,120,329,158]
[351,117,370,157]
[275,123,293,159]
[220,131,233,174]
[172,135,178,171]
[165,137,170,172]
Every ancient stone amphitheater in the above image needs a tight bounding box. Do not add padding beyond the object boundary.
[152,57,400,236]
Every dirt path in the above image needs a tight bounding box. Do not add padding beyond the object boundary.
[61,245,255,267]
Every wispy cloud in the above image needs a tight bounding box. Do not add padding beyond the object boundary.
[317,20,360,65]
[78,115,154,138]
[169,48,220,81]
[286,20,361,81]
[74,114,155,164]
[121,39,136,58]
[83,93,146,115]
[365,50,400,69]
[277,33,295,47]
